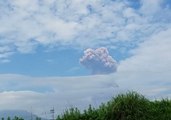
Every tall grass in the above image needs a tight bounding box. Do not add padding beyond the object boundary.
[56,92,171,120]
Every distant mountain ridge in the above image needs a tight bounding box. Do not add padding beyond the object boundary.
[0,110,38,120]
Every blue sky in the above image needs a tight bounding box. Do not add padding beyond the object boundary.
[0,47,127,76]
[0,0,171,118]
[0,47,88,76]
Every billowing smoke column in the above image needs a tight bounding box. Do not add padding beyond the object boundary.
[80,47,117,74]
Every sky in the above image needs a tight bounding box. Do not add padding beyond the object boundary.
[0,0,171,118]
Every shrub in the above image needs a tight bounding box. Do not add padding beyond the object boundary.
[107,92,151,120]
[56,92,171,120]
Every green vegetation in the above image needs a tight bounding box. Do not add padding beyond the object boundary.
[1,92,171,120]
[1,116,41,120]
[1,116,24,120]
[57,92,171,120]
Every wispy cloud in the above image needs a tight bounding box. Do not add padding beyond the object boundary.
[0,46,14,63]
[0,74,119,117]
[116,27,171,98]
[0,0,171,117]
[0,0,171,62]
[0,25,171,115]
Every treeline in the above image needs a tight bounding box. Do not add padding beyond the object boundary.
[1,116,24,120]
[1,92,171,120]
[57,92,171,120]
[1,116,41,120]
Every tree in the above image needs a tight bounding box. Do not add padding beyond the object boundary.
[36,117,41,120]
[13,116,24,120]
[7,117,11,120]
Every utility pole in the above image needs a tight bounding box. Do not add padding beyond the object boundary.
[50,107,55,120]
[31,106,33,120]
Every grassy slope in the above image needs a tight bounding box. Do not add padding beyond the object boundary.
[57,92,171,120]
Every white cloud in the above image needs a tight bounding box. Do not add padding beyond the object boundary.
[0,1,171,117]
[0,74,119,117]
[0,0,170,61]
[140,0,162,15]
[0,28,171,117]
[119,28,171,72]
[114,27,171,98]
[0,46,14,63]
